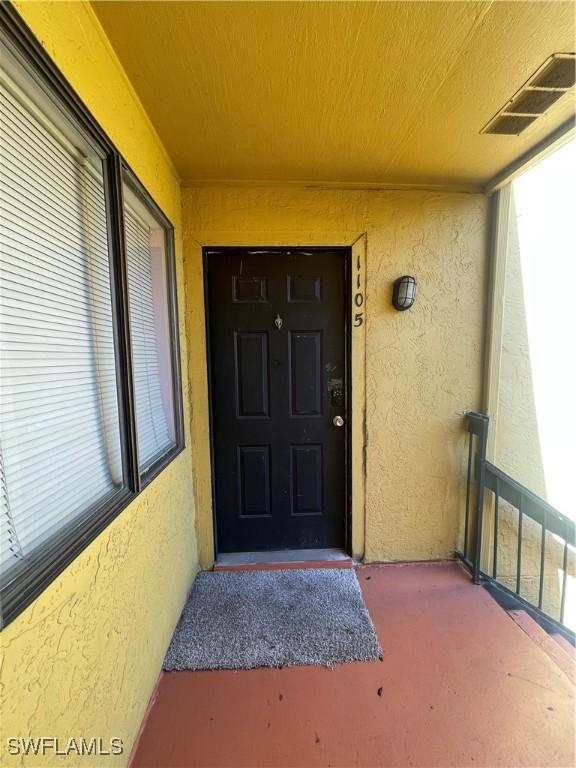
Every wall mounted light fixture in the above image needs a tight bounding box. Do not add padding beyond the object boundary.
[392,275,417,311]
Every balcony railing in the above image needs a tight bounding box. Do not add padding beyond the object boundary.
[458,411,575,643]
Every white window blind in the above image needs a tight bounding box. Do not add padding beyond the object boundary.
[123,195,174,472]
[0,68,123,576]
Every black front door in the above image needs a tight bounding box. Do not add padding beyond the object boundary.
[206,247,348,553]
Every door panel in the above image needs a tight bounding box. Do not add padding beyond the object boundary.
[291,444,323,515]
[234,332,269,418]
[289,331,322,416]
[237,445,271,517]
[206,248,347,552]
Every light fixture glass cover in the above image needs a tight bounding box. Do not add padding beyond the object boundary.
[392,275,417,311]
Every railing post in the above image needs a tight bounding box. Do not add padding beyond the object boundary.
[468,413,489,585]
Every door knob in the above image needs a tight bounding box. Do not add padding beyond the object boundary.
[333,415,345,427]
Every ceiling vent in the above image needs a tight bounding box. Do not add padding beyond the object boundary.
[482,53,576,135]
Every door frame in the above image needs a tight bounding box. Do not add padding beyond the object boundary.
[203,245,354,556]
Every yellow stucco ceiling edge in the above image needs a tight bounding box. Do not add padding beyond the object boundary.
[89,0,573,198]
[180,114,575,196]
[181,178,485,194]
[85,1,181,185]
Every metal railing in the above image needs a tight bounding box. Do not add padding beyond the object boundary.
[458,411,575,641]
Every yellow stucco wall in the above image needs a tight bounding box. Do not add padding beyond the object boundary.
[0,3,198,765]
[183,185,488,566]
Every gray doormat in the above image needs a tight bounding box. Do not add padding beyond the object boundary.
[163,568,382,671]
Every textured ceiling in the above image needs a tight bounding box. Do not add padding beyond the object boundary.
[92,1,576,188]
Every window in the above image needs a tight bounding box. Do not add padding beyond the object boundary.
[122,176,179,478]
[0,46,124,580]
[0,10,183,628]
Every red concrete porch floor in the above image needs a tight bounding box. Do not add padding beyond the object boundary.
[132,562,575,768]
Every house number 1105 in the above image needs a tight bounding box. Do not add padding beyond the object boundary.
[354,252,364,326]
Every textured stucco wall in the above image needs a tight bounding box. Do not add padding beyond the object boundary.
[183,185,488,565]
[0,3,198,766]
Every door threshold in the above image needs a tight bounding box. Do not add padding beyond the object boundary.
[214,548,353,571]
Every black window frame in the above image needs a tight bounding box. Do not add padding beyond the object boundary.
[120,165,185,489]
[0,4,185,629]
